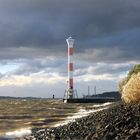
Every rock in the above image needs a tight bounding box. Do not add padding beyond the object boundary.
[17,103,140,140]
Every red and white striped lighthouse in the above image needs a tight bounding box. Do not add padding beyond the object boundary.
[66,37,75,99]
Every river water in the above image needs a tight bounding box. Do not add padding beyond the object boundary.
[0,99,112,139]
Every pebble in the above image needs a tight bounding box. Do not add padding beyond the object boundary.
[17,102,140,140]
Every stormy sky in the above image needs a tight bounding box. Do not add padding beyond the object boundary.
[0,0,139,98]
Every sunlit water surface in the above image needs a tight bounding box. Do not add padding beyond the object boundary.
[0,99,112,139]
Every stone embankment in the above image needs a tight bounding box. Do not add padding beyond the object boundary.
[18,102,140,140]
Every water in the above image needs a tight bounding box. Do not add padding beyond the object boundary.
[0,99,112,139]
[4,128,31,139]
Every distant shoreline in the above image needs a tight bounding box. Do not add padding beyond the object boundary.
[0,91,121,100]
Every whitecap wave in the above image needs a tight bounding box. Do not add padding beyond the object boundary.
[53,106,109,127]
[93,102,112,108]
[5,128,31,138]
[48,107,56,110]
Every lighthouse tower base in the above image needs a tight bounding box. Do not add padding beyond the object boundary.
[63,89,78,103]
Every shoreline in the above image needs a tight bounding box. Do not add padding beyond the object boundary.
[17,102,140,140]
[2,102,112,139]
[52,102,112,127]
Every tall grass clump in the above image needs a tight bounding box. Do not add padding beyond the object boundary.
[119,64,140,103]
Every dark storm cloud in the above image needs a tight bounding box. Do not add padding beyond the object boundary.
[0,0,140,62]
[92,64,132,75]
[74,63,133,77]
[11,58,67,76]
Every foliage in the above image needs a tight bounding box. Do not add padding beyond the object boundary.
[122,73,140,103]
[119,64,140,103]
[127,64,140,82]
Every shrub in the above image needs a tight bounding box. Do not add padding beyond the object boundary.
[119,64,140,103]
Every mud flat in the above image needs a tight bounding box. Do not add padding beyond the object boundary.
[17,102,140,140]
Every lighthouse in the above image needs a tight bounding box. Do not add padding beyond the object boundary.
[66,37,75,99]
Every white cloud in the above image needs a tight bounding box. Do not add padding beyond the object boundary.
[0,72,65,87]
[77,74,116,82]
[0,57,137,97]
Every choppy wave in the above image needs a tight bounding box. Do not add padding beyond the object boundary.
[48,107,56,110]
[4,128,31,139]
[53,102,112,127]
[92,102,112,108]
[2,101,112,139]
